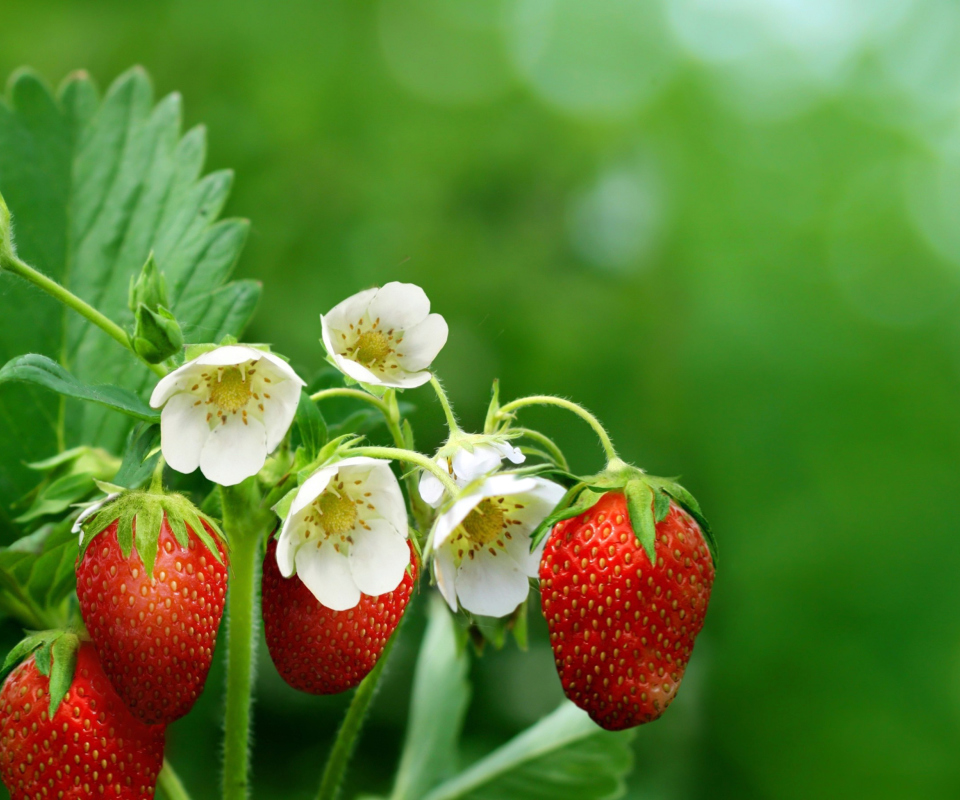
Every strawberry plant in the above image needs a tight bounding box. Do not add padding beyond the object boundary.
[0,67,717,800]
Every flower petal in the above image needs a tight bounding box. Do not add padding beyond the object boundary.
[375,369,432,389]
[199,414,267,486]
[431,491,484,550]
[455,548,530,617]
[324,287,379,333]
[508,478,567,538]
[296,542,361,611]
[342,459,408,535]
[367,282,430,330]
[290,465,338,516]
[160,393,211,475]
[395,313,448,372]
[434,544,459,611]
[150,362,200,408]
[330,352,382,385]
[261,377,301,452]
[195,345,262,367]
[348,520,410,596]
[275,522,299,577]
[452,445,503,484]
[258,351,306,386]
[419,469,446,508]
[493,441,525,465]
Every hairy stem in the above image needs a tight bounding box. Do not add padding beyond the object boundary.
[158,759,192,800]
[220,480,271,800]
[311,387,391,417]
[348,445,459,495]
[496,395,619,463]
[0,251,166,377]
[512,427,570,471]
[429,376,460,433]
[315,633,399,800]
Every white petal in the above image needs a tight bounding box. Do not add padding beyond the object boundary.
[199,414,267,486]
[503,528,545,577]
[375,369,432,389]
[324,287,379,333]
[367,282,430,330]
[150,361,201,408]
[395,314,448,372]
[419,470,445,508]
[258,351,306,386]
[320,315,340,357]
[452,445,503,484]
[160,393,211,475]
[474,473,539,501]
[431,492,484,550]
[348,520,410,596]
[261,378,301,452]
[290,465,338,516]
[508,478,567,538]
[493,441,525,465]
[434,544,459,611]
[275,520,299,577]
[343,459,407,535]
[455,548,530,618]
[330,352,383,385]
[195,345,262,367]
[296,542,361,611]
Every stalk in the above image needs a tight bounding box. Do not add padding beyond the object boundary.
[496,395,619,464]
[158,759,192,800]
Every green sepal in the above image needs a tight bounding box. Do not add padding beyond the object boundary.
[483,379,501,434]
[0,629,80,716]
[48,634,79,716]
[272,487,298,522]
[295,390,328,462]
[653,488,671,522]
[624,480,657,565]
[77,489,227,571]
[644,476,718,566]
[529,485,605,552]
[130,303,184,364]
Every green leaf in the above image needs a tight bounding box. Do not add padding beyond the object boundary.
[0,354,160,423]
[390,595,471,800]
[47,632,79,715]
[112,423,160,489]
[0,68,259,536]
[296,390,328,462]
[14,471,95,523]
[0,630,58,682]
[624,480,656,565]
[422,703,633,800]
[0,522,79,627]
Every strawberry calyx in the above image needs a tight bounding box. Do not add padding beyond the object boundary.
[529,460,717,567]
[76,486,226,576]
[0,628,83,716]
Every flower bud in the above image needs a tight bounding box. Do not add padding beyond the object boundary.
[128,253,183,363]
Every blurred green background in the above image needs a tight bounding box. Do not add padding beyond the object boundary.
[3,0,960,797]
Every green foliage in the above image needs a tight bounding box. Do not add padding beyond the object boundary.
[0,522,78,629]
[128,253,184,363]
[390,596,471,800]
[0,354,160,423]
[422,703,633,800]
[0,67,259,538]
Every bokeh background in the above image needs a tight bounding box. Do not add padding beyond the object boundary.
[3,0,960,797]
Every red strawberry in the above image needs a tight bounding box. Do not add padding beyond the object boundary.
[0,641,165,799]
[540,491,715,730]
[261,538,417,694]
[76,496,228,725]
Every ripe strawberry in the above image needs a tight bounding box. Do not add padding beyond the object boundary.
[0,640,165,799]
[75,491,228,725]
[261,538,417,694]
[540,491,715,730]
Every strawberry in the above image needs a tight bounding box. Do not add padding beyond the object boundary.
[261,538,417,694]
[0,637,165,799]
[75,490,228,725]
[540,489,715,731]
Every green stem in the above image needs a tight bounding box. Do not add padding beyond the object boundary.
[158,759,192,800]
[220,480,271,800]
[315,632,399,800]
[512,427,570,471]
[496,395,619,463]
[0,251,166,377]
[311,387,391,417]
[383,390,434,534]
[348,445,459,495]
[429,376,460,433]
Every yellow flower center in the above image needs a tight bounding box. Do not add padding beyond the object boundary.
[354,330,392,367]
[316,490,358,536]
[209,367,252,413]
[462,499,505,546]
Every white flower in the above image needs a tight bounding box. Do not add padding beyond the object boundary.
[72,493,120,544]
[149,345,305,486]
[275,457,410,611]
[321,282,448,389]
[431,474,565,618]
[419,441,525,508]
